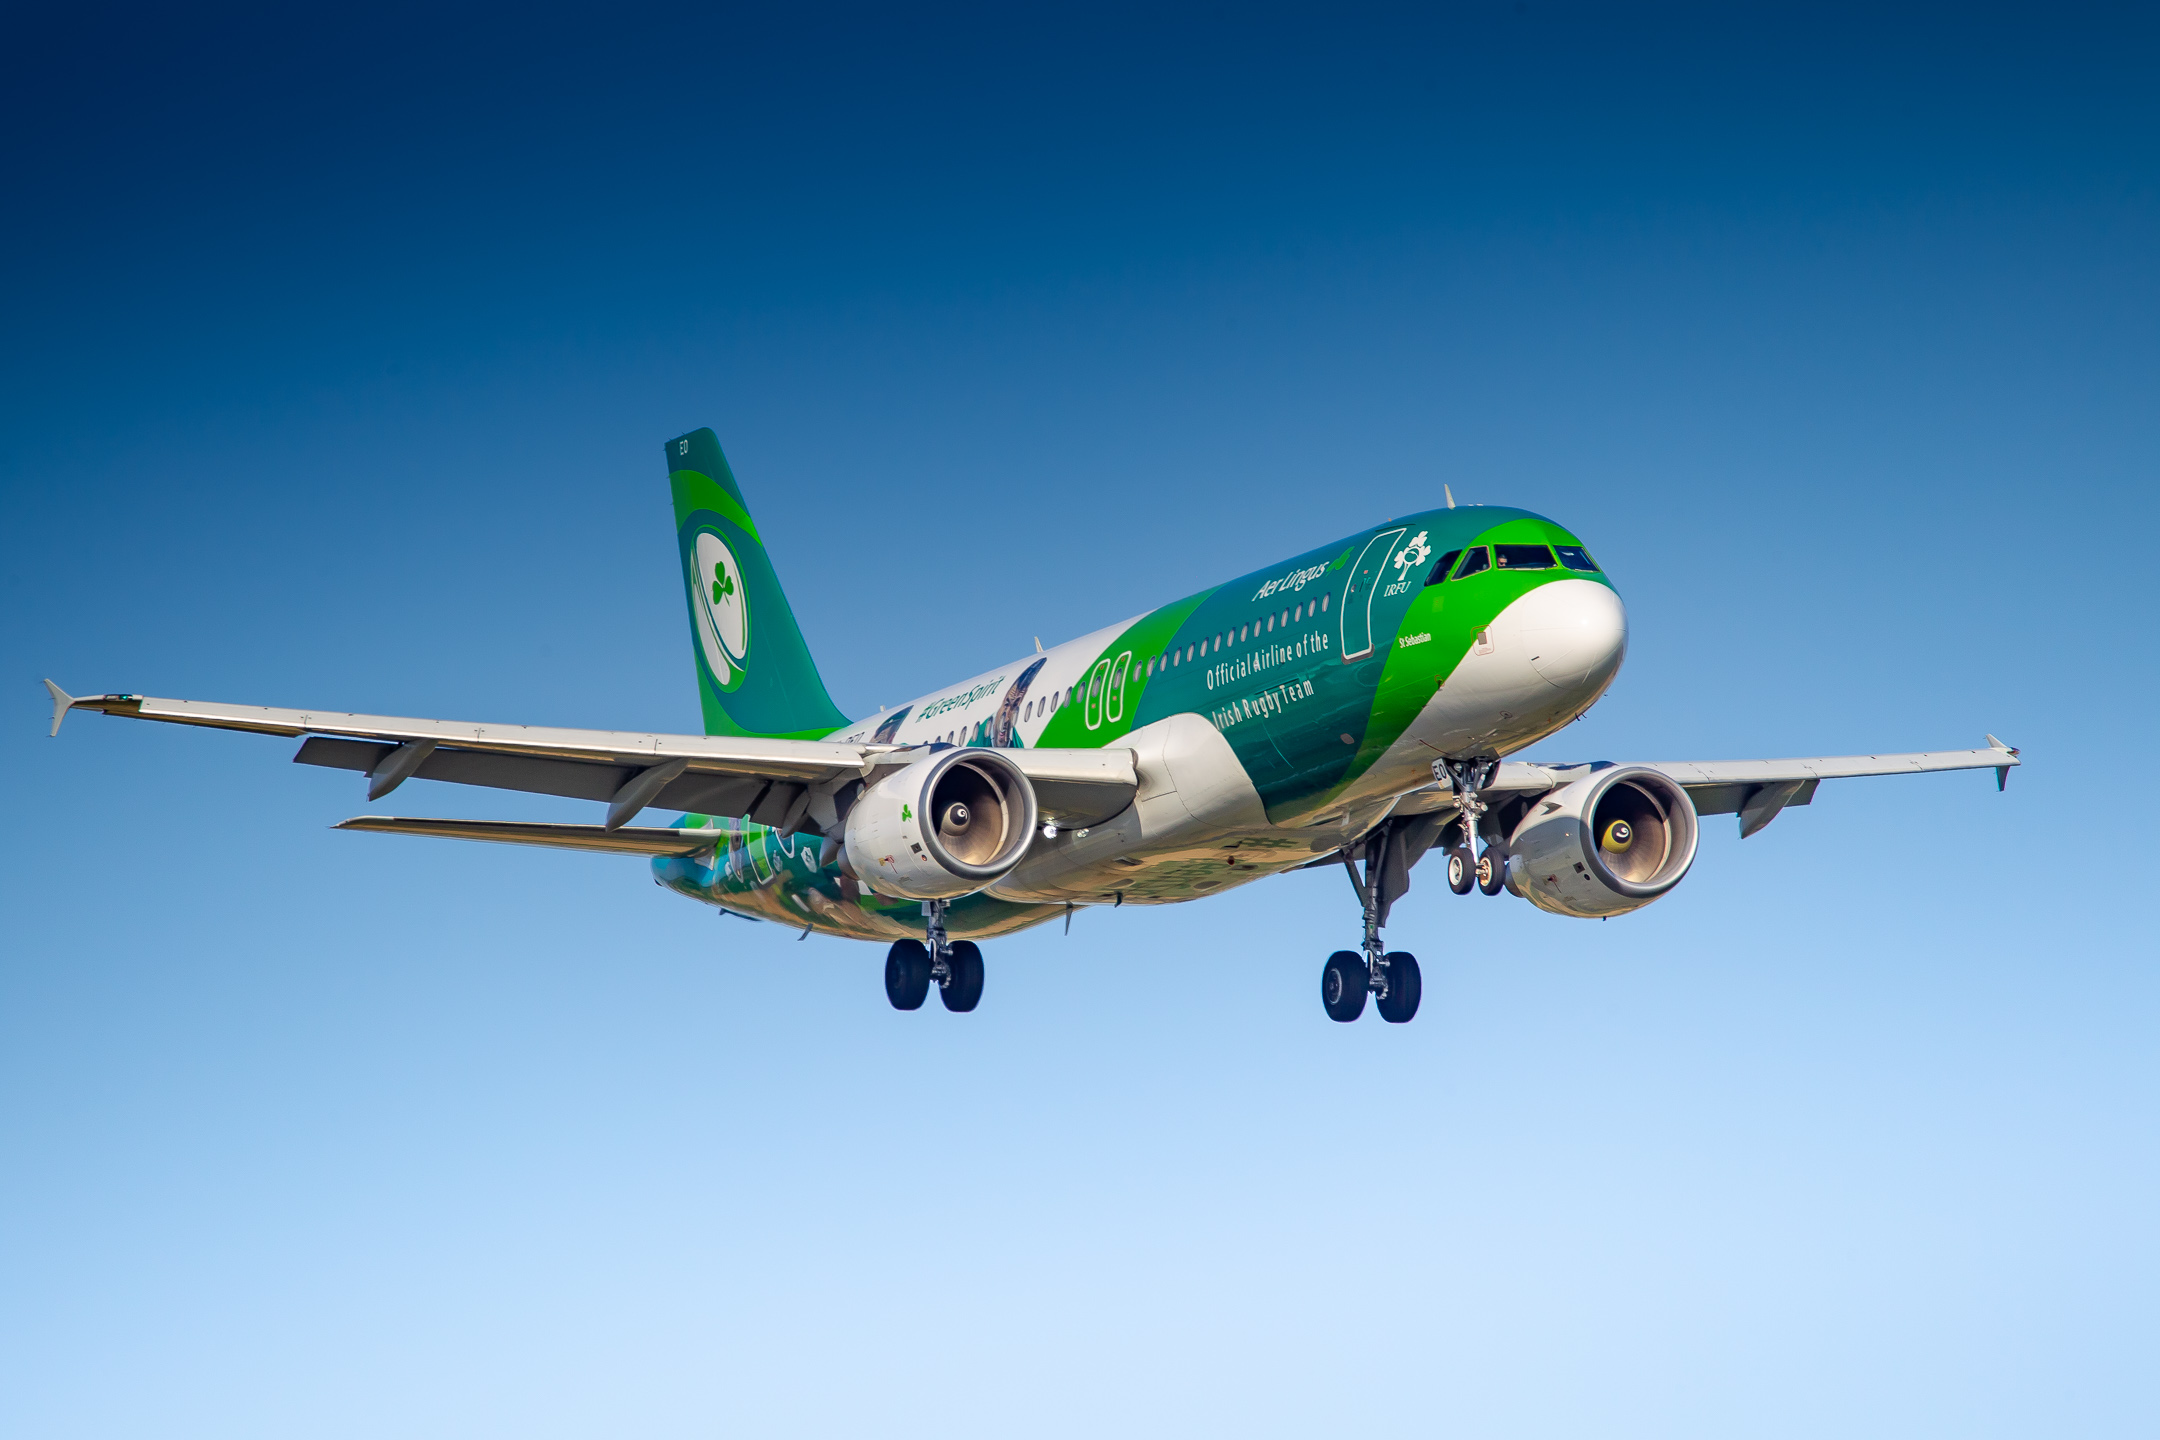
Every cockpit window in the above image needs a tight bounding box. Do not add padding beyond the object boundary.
[1449,546,1489,580]
[1423,549,1463,587]
[1494,544,1556,570]
[1554,544,1599,572]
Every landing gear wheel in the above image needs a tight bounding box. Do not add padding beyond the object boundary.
[885,940,931,1010]
[940,940,985,1012]
[1477,848,1506,896]
[1376,952,1422,1023]
[1447,847,1475,895]
[1321,950,1369,1022]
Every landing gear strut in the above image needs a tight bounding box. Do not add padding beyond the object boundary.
[886,900,985,1013]
[1325,822,1423,1024]
[1318,758,1507,1023]
[1436,756,1510,898]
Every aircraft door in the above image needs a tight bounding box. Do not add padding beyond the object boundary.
[1337,528,1406,661]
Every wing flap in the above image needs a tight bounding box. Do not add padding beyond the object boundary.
[1683,777,1820,817]
[335,816,726,855]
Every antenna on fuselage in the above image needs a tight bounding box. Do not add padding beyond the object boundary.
[1034,637,1044,653]
[1444,485,1456,509]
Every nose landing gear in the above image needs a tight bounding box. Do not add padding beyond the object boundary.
[1435,757,1511,899]
[887,899,986,1013]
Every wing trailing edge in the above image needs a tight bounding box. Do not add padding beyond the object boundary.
[334,816,728,856]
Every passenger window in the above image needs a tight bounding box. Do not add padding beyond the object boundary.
[1555,544,1599,572]
[1494,544,1556,570]
[1450,547,1489,580]
[1279,609,1289,627]
[1424,550,1462,587]
[1320,594,1329,611]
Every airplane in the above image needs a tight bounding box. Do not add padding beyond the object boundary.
[43,427,2020,1022]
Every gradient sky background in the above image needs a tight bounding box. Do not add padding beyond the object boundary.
[4,4,2157,1436]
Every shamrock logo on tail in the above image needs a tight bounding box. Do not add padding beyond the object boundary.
[712,563,736,605]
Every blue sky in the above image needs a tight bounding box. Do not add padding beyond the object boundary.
[4,4,2156,1436]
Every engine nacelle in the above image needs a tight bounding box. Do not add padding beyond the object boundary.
[843,749,1039,900]
[1503,765,1699,918]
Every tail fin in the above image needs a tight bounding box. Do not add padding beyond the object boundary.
[666,428,850,739]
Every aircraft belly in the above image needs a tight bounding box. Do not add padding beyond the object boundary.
[655,835,1060,942]
[988,713,1278,903]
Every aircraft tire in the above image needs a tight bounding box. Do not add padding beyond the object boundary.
[940,941,985,1012]
[1447,848,1475,895]
[1321,951,1369,1022]
[1376,952,1422,1023]
[1477,848,1506,896]
[885,940,931,1010]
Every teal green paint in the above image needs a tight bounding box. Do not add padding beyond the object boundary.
[666,429,850,740]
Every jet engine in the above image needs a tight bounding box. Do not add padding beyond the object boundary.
[1503,765,1698,918]
[842,749,1039,900]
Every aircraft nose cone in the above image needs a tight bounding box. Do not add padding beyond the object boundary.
[1516,579,1628,692]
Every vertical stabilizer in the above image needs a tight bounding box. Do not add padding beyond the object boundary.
[666,428,850,738]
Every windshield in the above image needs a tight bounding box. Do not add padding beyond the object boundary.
[1450,547,1489,580]
[1494,544,1555,570]
[1554,544,1599,572]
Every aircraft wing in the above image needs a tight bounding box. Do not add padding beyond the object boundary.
[44,683,1138,832]
[1403,738,2021,838]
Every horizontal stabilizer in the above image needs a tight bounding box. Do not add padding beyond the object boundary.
[335,816,728,856]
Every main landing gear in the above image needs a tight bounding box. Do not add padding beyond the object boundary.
[1325,820,1424,1024]
[1321,757,1509,1025]
[885,899,984,1013]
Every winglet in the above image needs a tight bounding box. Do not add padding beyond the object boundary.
[1986,733,2021,791]
[42,679,77,737]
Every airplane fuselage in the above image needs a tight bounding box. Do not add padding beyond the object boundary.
[655,504,1627,939]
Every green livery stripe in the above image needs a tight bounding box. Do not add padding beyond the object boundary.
[665,429,850,740]
[669,470,762,548]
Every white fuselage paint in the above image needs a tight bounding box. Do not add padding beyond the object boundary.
[829,619,1138,753]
